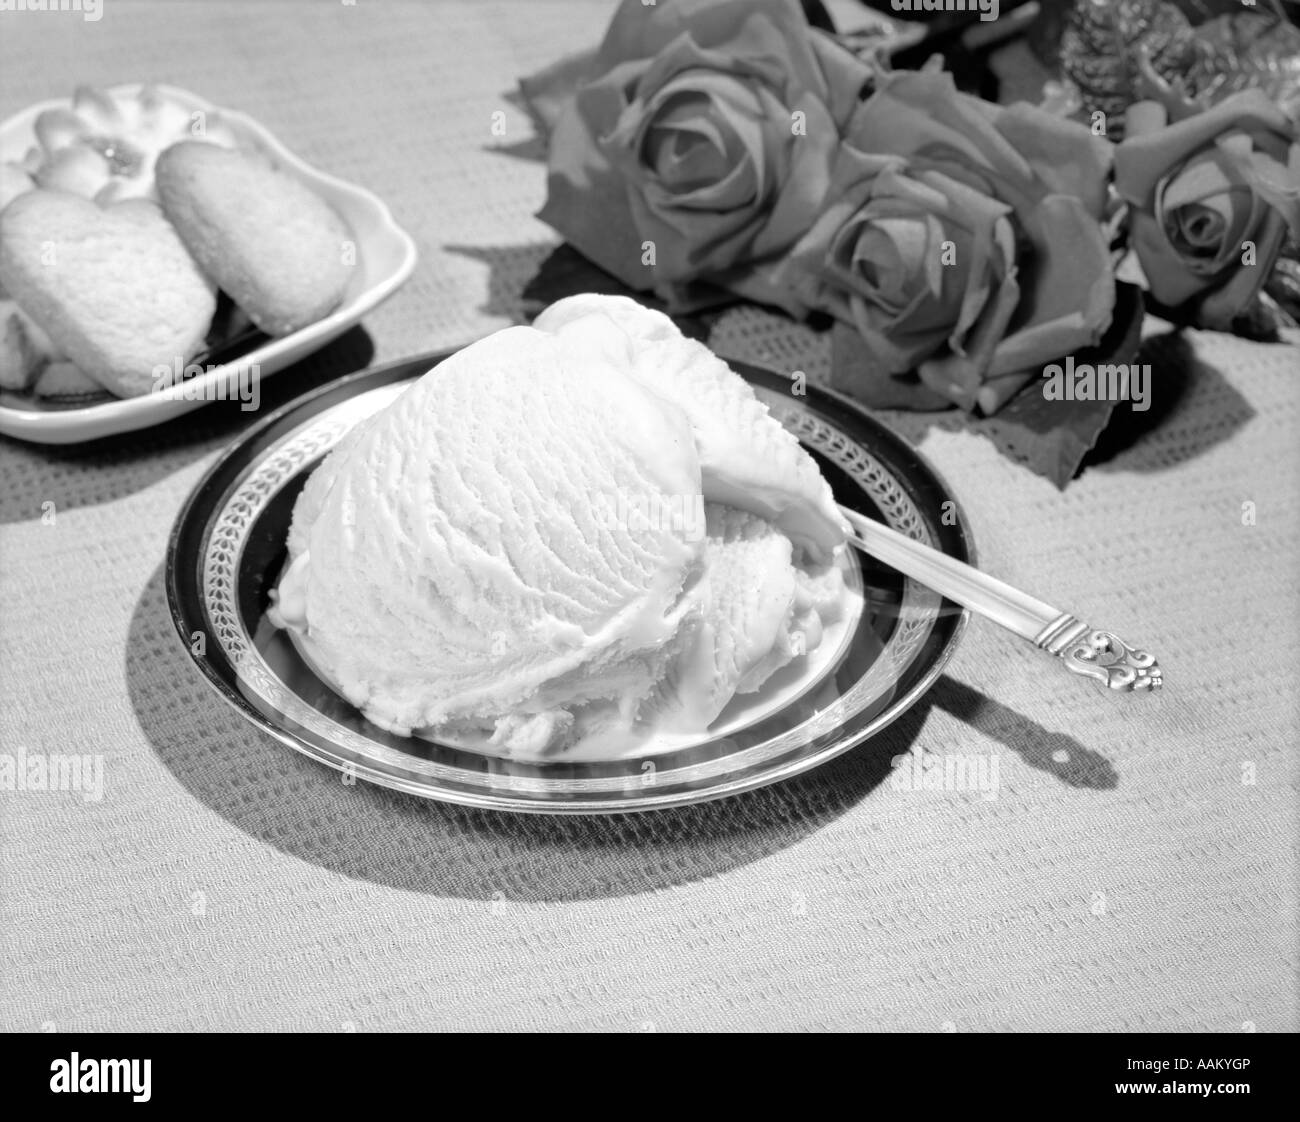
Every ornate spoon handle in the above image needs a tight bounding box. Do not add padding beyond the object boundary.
[838,505,1162,693]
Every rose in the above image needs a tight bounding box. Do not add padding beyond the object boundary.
[782,69,1117,414]
[535,0,871,312]
[1114,91,1300,329]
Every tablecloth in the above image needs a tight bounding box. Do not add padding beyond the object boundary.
[1,0,1296,1033]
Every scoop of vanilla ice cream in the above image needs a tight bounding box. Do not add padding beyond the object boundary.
[272,323,709,736]
[271,296,850,755]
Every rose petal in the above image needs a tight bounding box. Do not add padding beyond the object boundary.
[806,28,872,125]
[773,145,905,315]
[596,0,841,111]
[1169,196,1259,275]
[609,69,768,212]
[1160,148,1245,211]
[627,161,759,277]
[1130,212,1218,307]
[1237,144,1300,234]
[851,206,954,340]
[642,97,734,191]
[829,320,954,410]
[851,71,1035,202]
[918,268,1021,410]
[947,215,1017,368]
[992,102,1113,220]
[537,68,654,291]
[653,136,732,193]
[975,369,1039,415]
[1168,204,1228,259]
[1124,100,1169,140]
[845,299,950,380]
[855,71,1103,224]
[1115,88,1297,208]
[854,217,924,293]
[906,167,1014,345]
[646,92,730,151]
[986,194,1114,377]
[748,91,838,261]
[1197,206,1289,327]
[1154,150,1260,275]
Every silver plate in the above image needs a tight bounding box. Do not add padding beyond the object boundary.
[167,350,971,813]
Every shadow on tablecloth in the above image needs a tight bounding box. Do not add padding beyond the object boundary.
[0,326,374,526]
[1083,330,1257,474]
[127,562,1114,900]
[443,241,556,323]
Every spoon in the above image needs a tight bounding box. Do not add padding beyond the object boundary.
[838,504,1162,693]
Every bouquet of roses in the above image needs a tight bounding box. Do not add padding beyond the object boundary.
[518,0,1300,484]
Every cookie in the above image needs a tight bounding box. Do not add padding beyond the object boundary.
[0,161,34,212]
[29,84,238,206]
[0,298,53,392]
[34,359,105,401]
[0,190,216,397]
[157,141,353,335]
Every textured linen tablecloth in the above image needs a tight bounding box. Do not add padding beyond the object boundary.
[1,1,1297,1034]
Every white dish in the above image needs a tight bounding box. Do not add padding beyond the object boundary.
[0,83,417,445]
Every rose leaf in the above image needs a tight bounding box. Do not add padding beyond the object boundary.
[972,281,1147,489]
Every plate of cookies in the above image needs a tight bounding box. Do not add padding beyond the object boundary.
[0,83,417,444]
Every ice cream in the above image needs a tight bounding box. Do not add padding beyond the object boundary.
[532,295,846,560]
[270,294,850,758]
